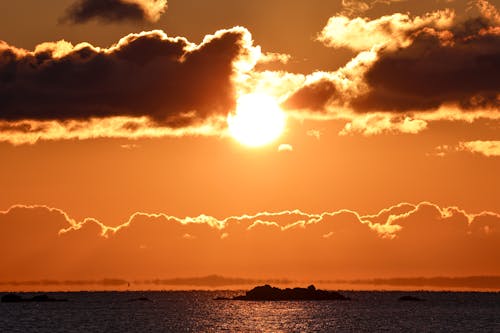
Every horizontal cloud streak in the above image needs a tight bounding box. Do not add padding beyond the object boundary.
[3,275,500,290]
[333,276,500,289]
[0,275,293,288]
[435,140,500,157]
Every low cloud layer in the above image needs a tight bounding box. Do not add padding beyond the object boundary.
[62,0,168,24]
[0,202,498,286]
[334,276,500,289]
[3,275,500,290]
[0,275,293,289]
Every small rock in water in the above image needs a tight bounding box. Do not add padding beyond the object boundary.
[1,293,23,303]
[398,295,425,302]
[1,293,67,303]
[218,284,350,301]
[128,297,152,302]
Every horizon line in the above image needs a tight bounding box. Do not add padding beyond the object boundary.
[1,275,500,291]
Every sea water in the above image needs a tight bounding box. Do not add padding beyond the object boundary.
[1,291,499,332]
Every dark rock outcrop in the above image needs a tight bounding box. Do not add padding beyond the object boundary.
[127,297,152,302]
[398,295,425,302]
[1,293,67,303]
[1,293,23,303]
[226,284,349,301]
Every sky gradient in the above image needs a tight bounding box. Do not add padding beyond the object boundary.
[0,0,499,291]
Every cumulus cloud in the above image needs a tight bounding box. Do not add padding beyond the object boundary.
[0,27,262,144]
[459,140,500,156]
[353,23,500,112]
[62,0,168,24]
[318,9,455,51]
[284,1,500,135]
[0,202,499,285]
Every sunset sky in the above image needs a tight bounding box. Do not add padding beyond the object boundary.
[0,0,499,291]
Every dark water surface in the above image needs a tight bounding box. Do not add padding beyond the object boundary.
[1,291,499,332]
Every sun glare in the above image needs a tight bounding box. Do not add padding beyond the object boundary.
[227,93,286,147]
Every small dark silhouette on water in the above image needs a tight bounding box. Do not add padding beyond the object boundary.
[398,295,425,302]
[1,293,68,303]
[215,284,350,301]
[127,296,152,302]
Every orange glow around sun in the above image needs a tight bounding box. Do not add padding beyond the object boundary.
[227,93,286,147]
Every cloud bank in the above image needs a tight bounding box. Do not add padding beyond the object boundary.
[284,0,500,135]
[0,27,261,144]
[63,0,168,24]
[1,1,499,143]
[1,202,498,286]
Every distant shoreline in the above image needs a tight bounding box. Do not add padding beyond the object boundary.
[1,288,499,293]
[1,275,499,293]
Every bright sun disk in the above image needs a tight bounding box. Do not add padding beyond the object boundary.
[227,93,286,147]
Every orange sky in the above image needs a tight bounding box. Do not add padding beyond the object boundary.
[0,0,499,291]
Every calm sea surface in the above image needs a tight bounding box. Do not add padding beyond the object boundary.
[1,291,499,332]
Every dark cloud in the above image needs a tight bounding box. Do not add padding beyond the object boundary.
[62,0,167,24]
[286,1,500,114]
[353,22,500,111]
[283,79,338,111]
[0,28,249,127]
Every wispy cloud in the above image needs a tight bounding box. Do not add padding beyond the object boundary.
[435,140,500,157]
[340,0,407,17]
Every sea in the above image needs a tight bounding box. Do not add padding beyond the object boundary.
[1,290,499,332]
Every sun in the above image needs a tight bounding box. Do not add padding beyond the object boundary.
[227,93,286,147]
